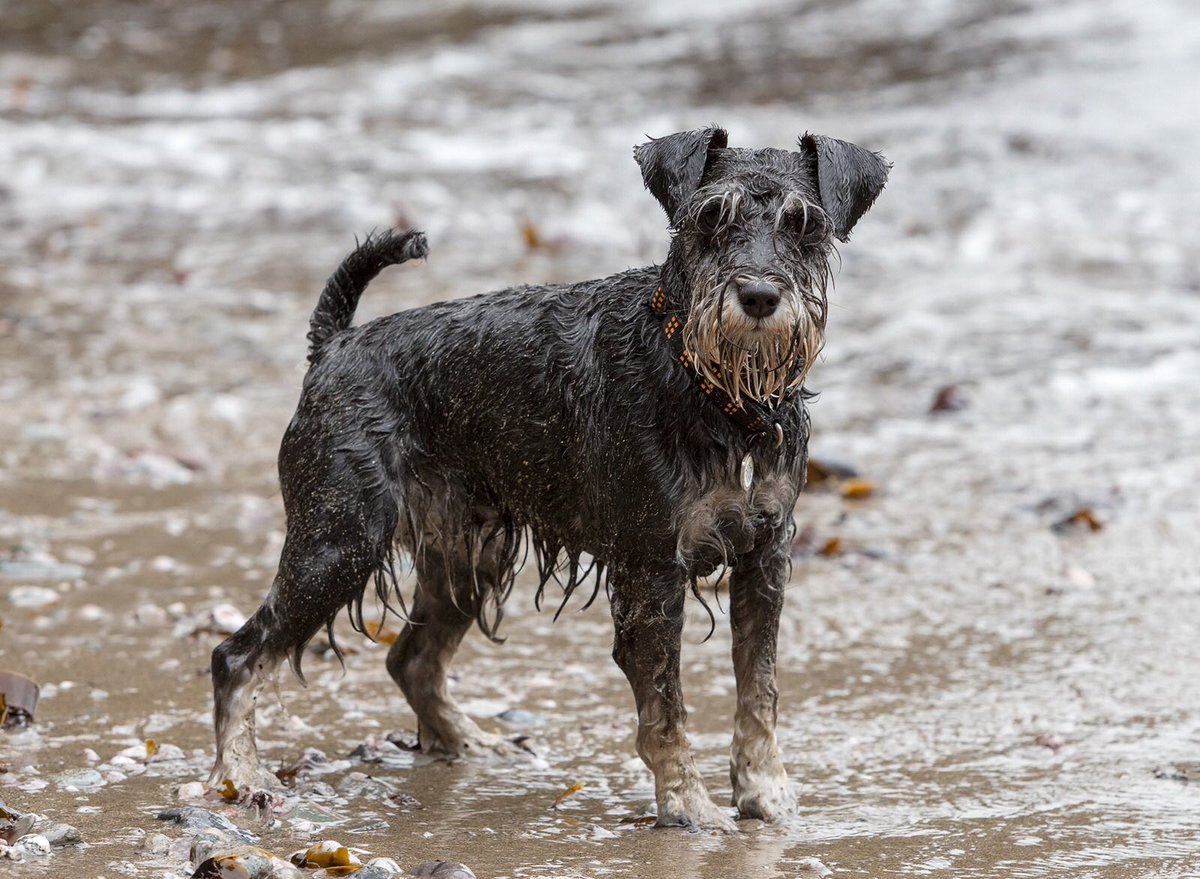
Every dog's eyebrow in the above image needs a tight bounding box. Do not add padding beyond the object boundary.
[773,192,827,232]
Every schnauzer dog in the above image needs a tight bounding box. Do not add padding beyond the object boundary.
[209,126,888,831]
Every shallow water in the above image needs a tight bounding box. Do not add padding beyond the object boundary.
[2,0,1199,876]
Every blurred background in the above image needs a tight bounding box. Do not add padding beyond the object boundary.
[1,1,1198,877]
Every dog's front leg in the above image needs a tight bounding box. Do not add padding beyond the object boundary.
[728,539,795,821]
[611,574,737,832]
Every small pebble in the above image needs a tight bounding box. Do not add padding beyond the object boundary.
[356,858,403,879]
[148,742,186,763]
[6,585,60,608]
[55,769,105,791]
[494,708,546,727]
[795,857,832,878]
[150,555,178,572]
[210,603,248,634]
[78,604,108,621]
[133,603,170,625]
[589,824,618,840]
[139,832,172,855]
[38,822,83,847]
[409,861,477,879]
[13,834,51,857]
[1,562,83,583]
[177,781,207,800]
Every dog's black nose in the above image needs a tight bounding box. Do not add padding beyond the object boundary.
[736,280,781,319]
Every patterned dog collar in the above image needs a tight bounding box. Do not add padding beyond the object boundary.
[649,285,791,444]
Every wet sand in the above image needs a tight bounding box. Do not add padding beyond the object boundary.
[2,0,1199,876]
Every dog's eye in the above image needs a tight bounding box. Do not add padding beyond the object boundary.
[694,202,723,237]
[794,212,830,247]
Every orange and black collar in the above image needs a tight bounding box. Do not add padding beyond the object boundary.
[649,285,794,441]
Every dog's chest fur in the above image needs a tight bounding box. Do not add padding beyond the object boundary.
[675,474,799,575]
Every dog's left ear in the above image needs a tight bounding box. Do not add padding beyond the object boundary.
[799,133,891,242]
[634,126,729,226]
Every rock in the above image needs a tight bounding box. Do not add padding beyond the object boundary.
[147,742,187,763]
[54,769,105,791]
[158,807,260,845]
[133,603,170,625]
[794,857,832,878]
[409,861,477,879]
[139,832,173,855]
[588,823,618,840]
[356,858,403,878]
[190,829,236,866]
[191,845,303,878]
[210,603,248,634]
[21,423,68,442]
[350,736,407,764]
[78,603,108,621]
[1,564,83,584]
[177,781,207,800]
[494,708,547,727]
[12,834,51,857]
[387,792,423,811]
[36,821,82,847]
[5,585,60,608]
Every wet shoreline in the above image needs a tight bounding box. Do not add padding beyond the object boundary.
[3,0,1200,876]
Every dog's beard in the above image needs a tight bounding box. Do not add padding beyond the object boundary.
[683,273,826,408]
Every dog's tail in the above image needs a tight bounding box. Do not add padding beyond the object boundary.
[307,228,429,364]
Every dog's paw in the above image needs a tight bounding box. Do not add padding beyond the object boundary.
[733,781,796,823]
[656,794,738,833]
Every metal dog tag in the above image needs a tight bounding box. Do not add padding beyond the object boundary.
[740,452,754,492]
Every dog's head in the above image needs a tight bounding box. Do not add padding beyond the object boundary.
[635,127,889,406]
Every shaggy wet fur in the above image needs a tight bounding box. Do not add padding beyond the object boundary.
[209,126,888,831]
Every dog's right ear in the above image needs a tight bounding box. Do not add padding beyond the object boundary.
[634,127,728,226]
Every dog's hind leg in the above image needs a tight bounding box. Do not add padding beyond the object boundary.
[386,530,518,757]
[611,572,737,832]
[728,541,795,822]
[208,516,385,789]
[209,421,396,790]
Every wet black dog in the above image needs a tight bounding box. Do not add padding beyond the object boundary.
[209,127,888,830]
